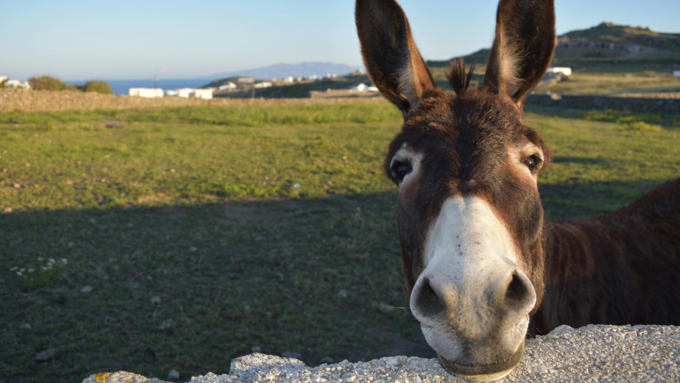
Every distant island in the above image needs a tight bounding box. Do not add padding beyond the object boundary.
[204,62,363,85]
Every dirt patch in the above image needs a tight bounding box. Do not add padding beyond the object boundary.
[0,89,388,113]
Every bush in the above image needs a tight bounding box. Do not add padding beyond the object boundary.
[28,76,75,91]
[81,81,113,94]
[0,78,6,88]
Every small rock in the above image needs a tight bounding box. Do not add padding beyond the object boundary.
[623,330,637,338]
[188,247,198,252]
[550,324,573,337]
[159,321,172,330]
[376,303,396,314]
[282,351,302,359]
[19,323,31,330]
[104,120,129,129]
[150,296,161,305]
[89,218,96,223]
[34,348,55,361]
[251,346,262,353]
[80,285,93,294]
[383,355,407,367]
[293,182,301,189]
[2,207,12,213]
[167,370,180,380]
[337,289,348,298]
[319,356,334,364]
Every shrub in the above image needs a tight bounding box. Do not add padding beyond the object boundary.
[0,78,6,88]
[625,121,663,132]
[81,81,113,95]
[28,76,75,91]
[10,257,68,291]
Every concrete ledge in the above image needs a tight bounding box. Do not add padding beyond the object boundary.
[83,324,680,382]
[526,94,680,114]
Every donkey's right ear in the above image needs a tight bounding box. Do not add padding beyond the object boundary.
[356,0,436,116]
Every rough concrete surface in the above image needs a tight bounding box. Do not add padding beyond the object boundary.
[83,324,680,383]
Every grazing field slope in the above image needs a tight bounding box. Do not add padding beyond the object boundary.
[1,103,679,382]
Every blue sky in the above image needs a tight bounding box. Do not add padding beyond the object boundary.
[2,0,679,81]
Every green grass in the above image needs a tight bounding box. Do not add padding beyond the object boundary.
[548,73,680,95]
[1,103,679,382]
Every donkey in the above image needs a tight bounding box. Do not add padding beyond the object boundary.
[356,0,680,380]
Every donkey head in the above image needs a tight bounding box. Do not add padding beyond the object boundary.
[356,0,555,380]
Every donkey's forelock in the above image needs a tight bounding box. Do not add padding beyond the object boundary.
[446,59,476,97]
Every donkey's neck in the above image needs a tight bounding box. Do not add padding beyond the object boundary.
[532,219,616,334]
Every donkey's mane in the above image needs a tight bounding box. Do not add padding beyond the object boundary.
[446,59,476,97]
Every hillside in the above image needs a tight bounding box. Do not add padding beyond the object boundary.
[427,23,680,71]
[561,22,680,51]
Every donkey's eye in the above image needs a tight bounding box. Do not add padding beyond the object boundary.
[522,156,539,172]
[392,162,412,182]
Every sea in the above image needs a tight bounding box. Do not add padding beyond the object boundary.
[69,79,211,95]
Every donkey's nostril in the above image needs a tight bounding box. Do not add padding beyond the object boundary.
[504,272,531,306]
[415,278,445,316]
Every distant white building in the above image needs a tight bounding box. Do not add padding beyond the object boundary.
[165,90,179,97]
[190,89,213,99]
[218,82,237,91]
[326,73,338,79]
[284,77,294,83]
[674,70,680,78]
[176,88,197,98]
[5,79,31,90]
[254,82,272,89]
[545,67,572,76]
[296,77,304,82]
[351,83,368,91]
[0,76,8,84]
[308,75,320,81]
[129,88,163,98]
[367,86,379,92]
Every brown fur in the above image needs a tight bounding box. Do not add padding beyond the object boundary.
[357,0,680,339]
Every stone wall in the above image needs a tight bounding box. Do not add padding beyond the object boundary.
[526,94,680,114]
[83,324,680,383]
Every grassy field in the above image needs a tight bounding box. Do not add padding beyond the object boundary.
[1,103,679,383]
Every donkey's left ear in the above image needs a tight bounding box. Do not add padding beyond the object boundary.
[484,0,556,110]
[356,0,436,116]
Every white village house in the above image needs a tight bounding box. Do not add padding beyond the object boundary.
[176,88,196,98]
[129,88,164,98]
[254,82,272,89]
[546,67,572,76]
[350,83,379,92]
[218,82,237,91]
[5,79,32,90]
[351,83,368,91]
[130,87,213,99]
[191,89,213,99]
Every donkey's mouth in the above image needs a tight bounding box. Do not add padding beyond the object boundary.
[436,342,524,382]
